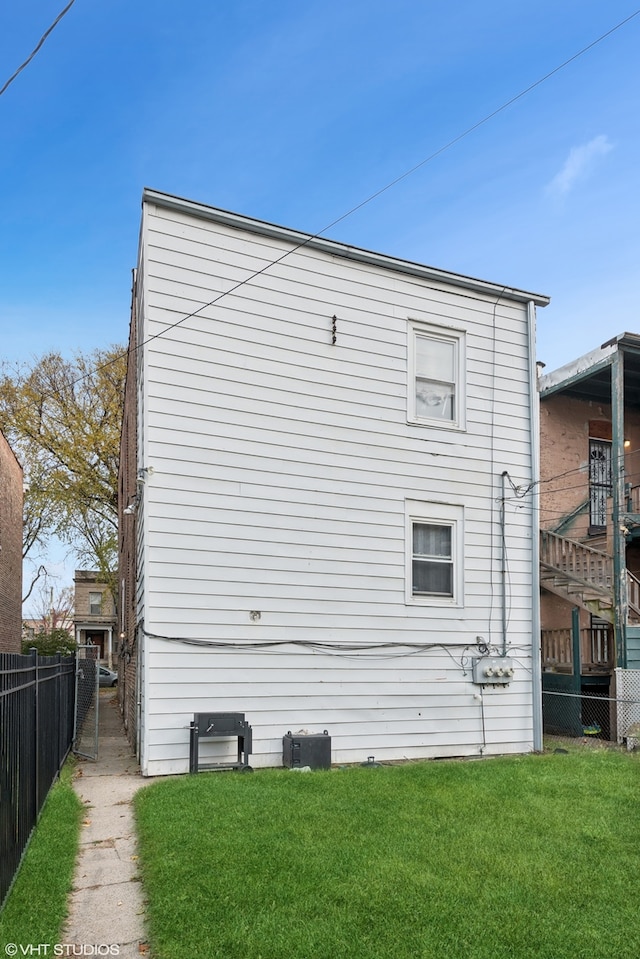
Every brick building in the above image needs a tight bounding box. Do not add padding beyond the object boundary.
[0,430,23,653]
[539,333,640,740]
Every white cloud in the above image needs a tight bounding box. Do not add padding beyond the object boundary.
[546,135,613,196]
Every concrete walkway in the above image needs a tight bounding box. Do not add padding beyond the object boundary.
[63,691,153,958]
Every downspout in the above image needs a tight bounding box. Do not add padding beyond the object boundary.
[500,470,508,657]
[611,350,627,668]
[527,300,543,751]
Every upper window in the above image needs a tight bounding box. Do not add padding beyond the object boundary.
[408,323,466,429]
[89,591,103,616]
[406,500,464,606]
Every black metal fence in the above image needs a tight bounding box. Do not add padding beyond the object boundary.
[0,649,76,909]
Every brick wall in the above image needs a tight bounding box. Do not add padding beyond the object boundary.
[0,431,23,653]
[540,393,640,539]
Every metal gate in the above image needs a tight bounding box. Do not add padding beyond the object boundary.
[589,438,612,529]
[74,645,99,759]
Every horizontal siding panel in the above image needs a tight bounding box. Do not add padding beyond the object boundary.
[145,711,533,743]
[144,699,533,729]
[135,201,538,775]
[144,599,485,622]
[141,312,527,392]
[143,279,528,386]
[147,209,530,331]
[145,718,527,754]
[143,396,529,454]
[140,568,531,598]
[143,728,533,771]
[144,659,464,684]
[142,472,522,520]
[143,443,526,490]
[144,675,533,701]
[144,389,528,456]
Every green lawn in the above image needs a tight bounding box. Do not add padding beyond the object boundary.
[0,760,83,945]
[135,750,640,959]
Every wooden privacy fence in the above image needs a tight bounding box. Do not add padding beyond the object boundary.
[0,650,76,909]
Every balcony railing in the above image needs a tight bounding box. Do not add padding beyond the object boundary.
[541,627,614,673]
[540,530,612,589]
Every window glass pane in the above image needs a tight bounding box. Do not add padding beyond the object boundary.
[416,379,455,420]
[413,560,453,596]
[410,328,463,427]
[89,591,102,615]
[413,524,451,558]
[415,335,454,380]
[412,523,454,596]
[415,333,456,422]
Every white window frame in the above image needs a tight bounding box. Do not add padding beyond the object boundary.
[408,321,466,430]
[89,591,103,616]
[405,500,464,607]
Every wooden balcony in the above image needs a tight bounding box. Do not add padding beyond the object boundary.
[541,626,614,674]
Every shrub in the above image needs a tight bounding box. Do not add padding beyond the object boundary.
[21,629,76,657]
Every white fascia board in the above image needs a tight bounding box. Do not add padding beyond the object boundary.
[141,188,550,308]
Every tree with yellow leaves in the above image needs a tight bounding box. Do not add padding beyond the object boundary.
[0,345,126,599]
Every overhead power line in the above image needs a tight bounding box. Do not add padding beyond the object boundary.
[131,6,640,349]
[0,0,77,98]
[4,7,640,406]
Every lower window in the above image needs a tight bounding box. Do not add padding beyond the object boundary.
[406,501,463,606]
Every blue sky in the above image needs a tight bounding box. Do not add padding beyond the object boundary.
[2,0,639,377]
[3,0,639,605]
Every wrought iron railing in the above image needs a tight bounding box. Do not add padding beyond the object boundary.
[0,650,76,909]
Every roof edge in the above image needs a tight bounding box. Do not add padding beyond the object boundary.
[142,188,550,307]
[539,333,640,397]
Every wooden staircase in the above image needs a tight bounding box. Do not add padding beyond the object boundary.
[540,530,640,623]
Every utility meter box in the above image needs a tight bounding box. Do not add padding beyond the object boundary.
[283,730,331,769]
[472,657,514,685]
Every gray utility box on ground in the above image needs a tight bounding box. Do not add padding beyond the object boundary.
[283,730,331,769]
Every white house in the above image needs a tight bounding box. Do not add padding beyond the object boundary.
[118,188,550,776]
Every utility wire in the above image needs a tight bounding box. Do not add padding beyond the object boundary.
[142,7,640,347]
[3,7,640,406]
[0,0,77,98]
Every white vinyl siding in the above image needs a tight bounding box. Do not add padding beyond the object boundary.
[132,195,541,775]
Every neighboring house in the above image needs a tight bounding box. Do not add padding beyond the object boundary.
[0,430,23,653]
[539,333,640,738]
[73,571,117,668]
[119,187,549,776]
